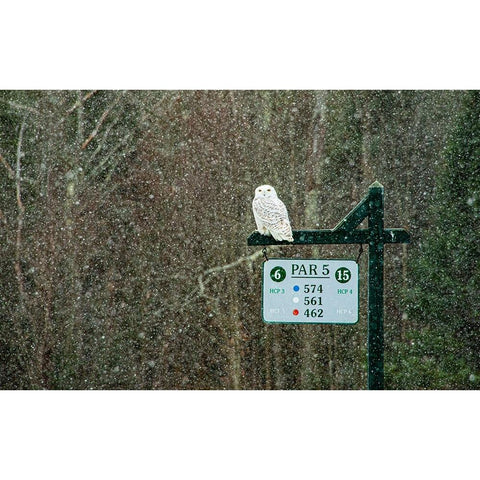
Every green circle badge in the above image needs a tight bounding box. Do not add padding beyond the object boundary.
[335,267,351,283]
[270,266,286,282]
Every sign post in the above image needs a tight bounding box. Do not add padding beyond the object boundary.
[247,181,410,390]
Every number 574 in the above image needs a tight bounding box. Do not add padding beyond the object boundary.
[303,284,323,293]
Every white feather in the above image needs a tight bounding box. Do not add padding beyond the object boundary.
[252,184,294,242]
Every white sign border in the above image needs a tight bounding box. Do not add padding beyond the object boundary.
[261,258,360,325]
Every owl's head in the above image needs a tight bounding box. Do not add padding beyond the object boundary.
[254,184,277,198]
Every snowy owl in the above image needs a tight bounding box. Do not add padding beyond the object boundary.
[252,185,294,242]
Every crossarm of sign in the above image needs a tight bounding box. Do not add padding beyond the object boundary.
[247,228,410,246]
[332,196,369,232]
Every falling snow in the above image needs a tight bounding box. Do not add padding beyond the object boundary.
[0,90,479,390]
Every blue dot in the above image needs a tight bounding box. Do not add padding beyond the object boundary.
[293,285,300,292]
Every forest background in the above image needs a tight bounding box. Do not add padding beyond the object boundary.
[1,90,479,390]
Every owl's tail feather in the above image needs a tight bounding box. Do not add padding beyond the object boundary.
[271,231,294,242]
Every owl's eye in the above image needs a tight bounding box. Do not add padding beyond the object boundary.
[267,188,271,192]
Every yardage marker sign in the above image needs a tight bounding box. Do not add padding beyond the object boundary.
[262,259,359,324]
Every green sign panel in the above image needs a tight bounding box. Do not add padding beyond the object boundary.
[262,259,359,324]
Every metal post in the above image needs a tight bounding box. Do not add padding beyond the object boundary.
[367,182,384,390]
[247,180,408,390]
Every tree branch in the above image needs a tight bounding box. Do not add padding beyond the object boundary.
[81,91,126,150]
[0,98,39,115]
[15,119,27,299]
[0,153,15,179]
[66,90,98,115]
[197,247,278,299]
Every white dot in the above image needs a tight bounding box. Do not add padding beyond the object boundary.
[293,297,299,303]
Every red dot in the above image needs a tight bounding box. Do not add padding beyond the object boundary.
[293,309,299,316]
